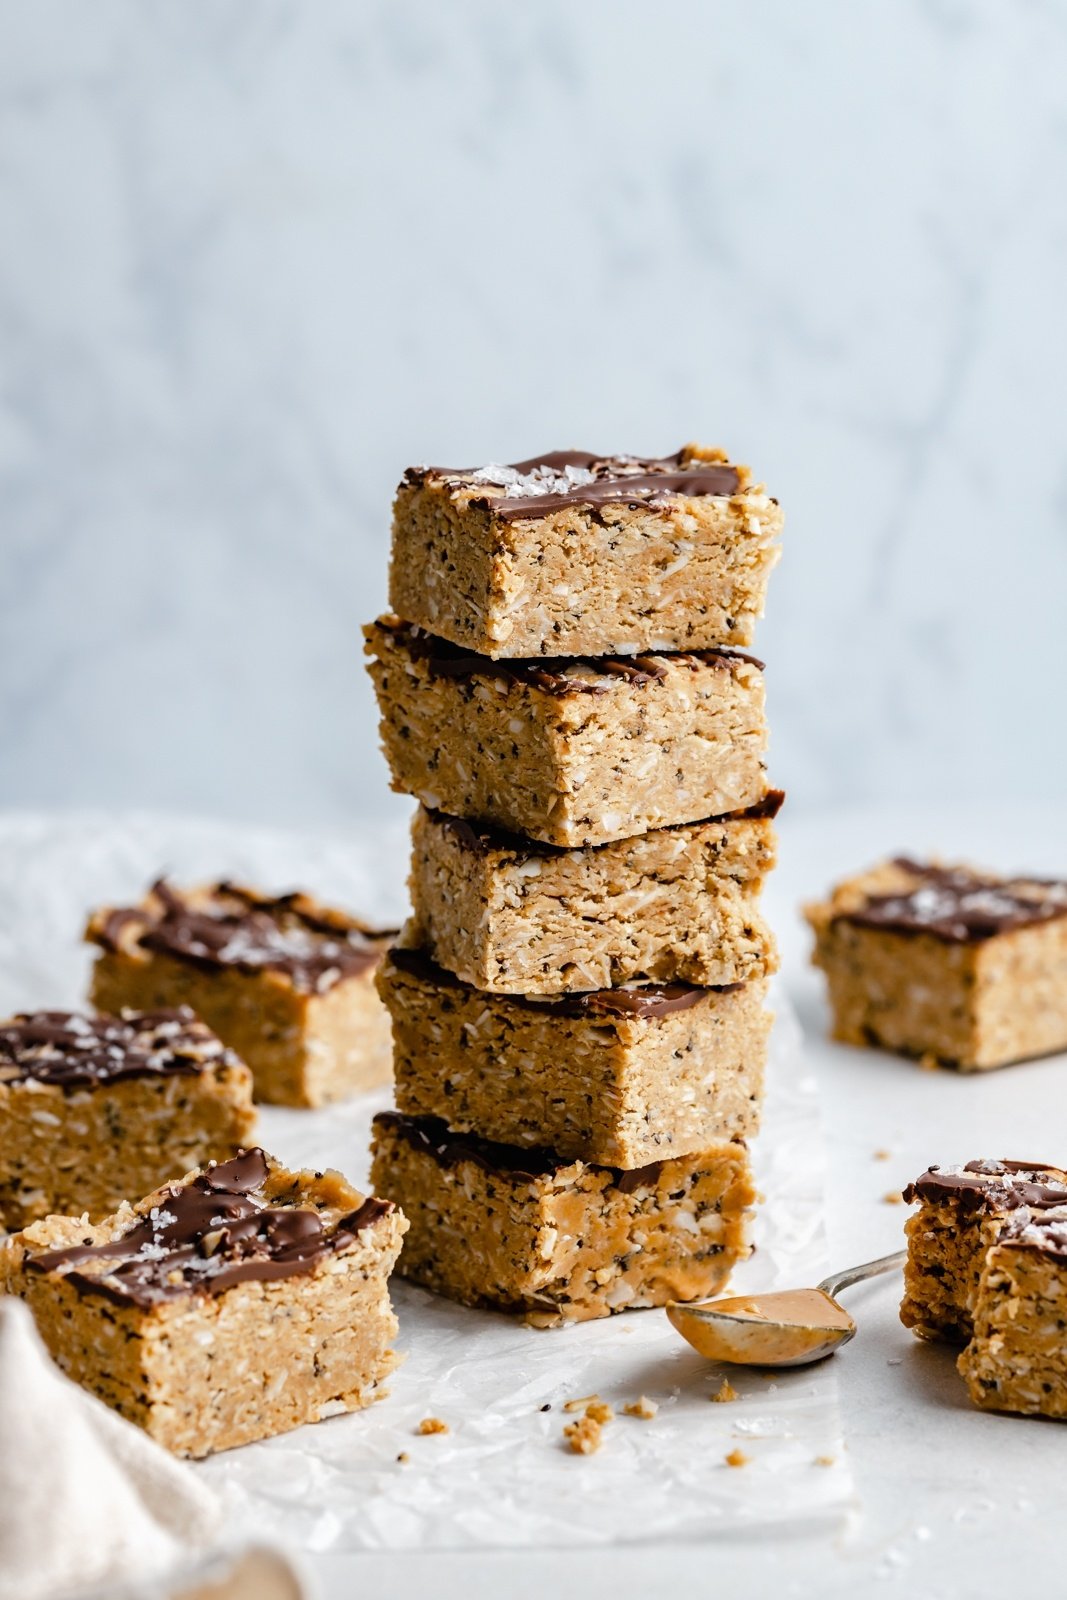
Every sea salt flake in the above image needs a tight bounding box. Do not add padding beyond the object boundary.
[135,1243,169,1262]
[469,462,598,499]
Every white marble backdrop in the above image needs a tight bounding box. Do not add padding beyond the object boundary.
[2,0,1066,830]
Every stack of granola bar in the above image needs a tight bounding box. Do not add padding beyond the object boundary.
[365,445,782,1324]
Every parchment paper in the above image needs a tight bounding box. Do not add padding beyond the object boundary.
[0,810,855,1550]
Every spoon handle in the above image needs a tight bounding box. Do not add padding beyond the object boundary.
[817,1248,908,1299]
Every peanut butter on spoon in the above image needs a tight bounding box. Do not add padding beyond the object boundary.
[668,1249,906,1368]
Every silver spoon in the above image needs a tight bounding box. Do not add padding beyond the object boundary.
[667,1248,907,1368]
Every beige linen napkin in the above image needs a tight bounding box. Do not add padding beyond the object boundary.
[0,1300,305,1600]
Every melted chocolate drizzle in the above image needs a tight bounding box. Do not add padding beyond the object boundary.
[902,1160,1067,1211]
[90,880,395,995]
[0,1008,230,1090]
[388,947,731,1018]
[427,788,785,859]
[404,449,742,520]
[376,619,763,696]
[839,861,1067,943]
[373,1111,664,1192]
[26,1149,393,1307]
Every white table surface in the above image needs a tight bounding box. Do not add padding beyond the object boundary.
[307,801,1067,1600]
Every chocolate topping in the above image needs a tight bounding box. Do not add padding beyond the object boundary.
[404,449,743,520]
[902,1160,1067,1211]
[376,618,762,696]
[1001,1208,1067,1260]
[741,789,786,822]
[427,788,785,859]
[373,1111,664,1191]
[88,880,395,996]
[0,1008,232,1090]
[26,1149,393,1308]
[839,861,1067,943]
[557,984,721,1020]
[388,947,729,1018]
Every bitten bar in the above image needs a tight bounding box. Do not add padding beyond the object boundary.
[0,1009,256,1230]
[406,795,780,994]
[370,1111,755,1326]
[86,880,395,1107]
[365,618,768,848]
[900,1160,1067,1343]
[379,950,769,1166]
[960,1207,1067,1418]
[0,1148,406,1456]
[389,446,782,659]
[806,858,1067,1070]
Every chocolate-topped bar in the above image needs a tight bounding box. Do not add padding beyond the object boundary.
[0,1008,256,1230]
[806,858,1067,1070]
[365,617,768,848]
[0,1148,407,1455]
[378,948,769,1167]
[900,1158,1067,1342]
[837,860,1067,942]
[86,880,396,1107]
[389,444,782,658]
[370,1110,754,1326]
[406,796,778,994]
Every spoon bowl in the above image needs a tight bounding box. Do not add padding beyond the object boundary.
[667,1248,906,1369]
[668,1287,855,1367]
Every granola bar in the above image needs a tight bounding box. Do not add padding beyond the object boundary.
[389,446,781,658]
[86,880,395,1107]
[406,794,780,994]
[0,1148,406,1455]
[370,1111,754,1326]
[900,1160,1067,1342]
[806,858,1067,1069]
[379,949,769,1166]
[0,1009,256,1231]
[365,617,768,848]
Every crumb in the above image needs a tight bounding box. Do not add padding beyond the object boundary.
[396,1451,410,1464]
[623,1396,658,1420]
[724,1448,750,1468]
[585,1399,614,1425]
[918,1052,940,1073]
[711,1379,738,1403]
[416,1416,449,1436]
[883,1190,904,1205]
[564,1414,603,1455]
[873,1148,891,1161]
[814,1454,835,1467]
[539,1402,551,1412]
[563,1393,601,1413]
